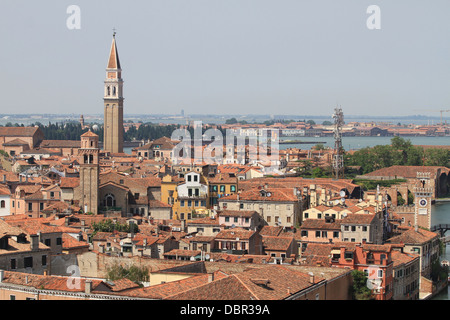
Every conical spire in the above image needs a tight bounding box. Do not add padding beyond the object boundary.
[107,32,121,70]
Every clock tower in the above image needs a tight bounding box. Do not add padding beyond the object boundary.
[413,172,433,231]
[103,32,124,154]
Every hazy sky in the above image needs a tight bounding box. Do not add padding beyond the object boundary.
[0,0,449,117]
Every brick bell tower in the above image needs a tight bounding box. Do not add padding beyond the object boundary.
[103,31,124,154]
[413,172,433,231]
[78,130,100,214]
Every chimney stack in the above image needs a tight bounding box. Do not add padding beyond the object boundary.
[308,272,315,284]
[85,280,92,294]
[30,234,39,251]
[208,273,214,283]
[0,270,4,283]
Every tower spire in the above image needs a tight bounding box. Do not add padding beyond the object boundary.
[107,31,121,70]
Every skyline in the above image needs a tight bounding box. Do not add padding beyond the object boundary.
[1,1,449,116]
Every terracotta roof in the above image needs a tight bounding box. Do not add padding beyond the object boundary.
[2,138,29,146]
[259,226,283,237]
[220,188,297,202]
[262,236,294,251]
[62,233,89,250]
[387,226,439,245]
[167,265,325,300]
[0,127,40,137]
[1,271,103,293]
[218,210,258,218]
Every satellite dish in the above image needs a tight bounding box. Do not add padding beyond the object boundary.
[205,254,210,260]
[266,192,272,197]
[339,190,346,198]
[190,256,196,261]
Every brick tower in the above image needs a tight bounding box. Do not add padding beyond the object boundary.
[413,172,433,231]
[78,130,99,214]
[103,32,124,154]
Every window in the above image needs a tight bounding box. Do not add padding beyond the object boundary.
[239,203,244,209]
[188,200,192,207]
[301,230,308,237]
[10,259,16,270]
[344,226,349,231]
[0,200,4,208]
[220,185,225,192]
[378,270,383,278]
[225,217,230,222]
[50,191,55,198]
[45,239,51,247]
[212,185,218,192]
[333,231,339,238]
[287,217,291,223]
[56,238,62,246]
[304,213,309,219]
[193,175,198,182]
[134,193,140,200]
[344,252,353,260]
[362,226,367,232]
[267,216,271,223]
[234,217,238,223]
[195,200,199,207]
[42,255,47,266]
[39,203,44,210]
[245,218,249,223]
[317,214,322,219]
[322,231,328,238]
[187,175,192,182]
[230,185,236,192]
[351,226,356,232]
[180,200,185,207]
[27,202,33,211]
[10,295,15,300]
[188,189,193,197]
[315,231,321,238]
[12,201,14,208]
[24,257,33,268]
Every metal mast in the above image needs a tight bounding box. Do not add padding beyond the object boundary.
[332,106,344,179]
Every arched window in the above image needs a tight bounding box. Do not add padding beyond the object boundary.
[0,200,5,208]
[113,87,116,95]
[107,86,111,96]
[104,193,116,207]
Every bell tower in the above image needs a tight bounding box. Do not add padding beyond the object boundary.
[78,130,99,214]
[413,172,433,231]
[103,31,124,154]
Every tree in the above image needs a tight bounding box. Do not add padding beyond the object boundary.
[106,263,149,286]
[351,270,372,300]
[322,121,332,125]
[225,118,238,125]
[306,120,316,125]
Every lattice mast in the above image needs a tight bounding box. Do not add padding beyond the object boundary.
[332,106,344,179]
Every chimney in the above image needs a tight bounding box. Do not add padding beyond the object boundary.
[181,219,186,232]
[2,175,5,183]
[19,176,22,183]
[308,272,315,284]
[65,217,69,227]
[143,238,147,247]
[208,273,214,283]
[0,270,4,283]
[30,234,39,251]
[85,280,92,294]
